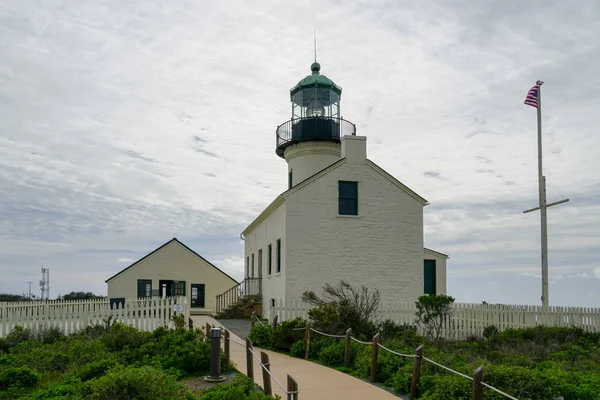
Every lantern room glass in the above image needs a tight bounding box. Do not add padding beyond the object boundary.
[292,88,340,119]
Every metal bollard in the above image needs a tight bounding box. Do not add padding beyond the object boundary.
[204,328,226,382]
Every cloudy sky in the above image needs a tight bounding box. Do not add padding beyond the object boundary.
[1,0,598,306]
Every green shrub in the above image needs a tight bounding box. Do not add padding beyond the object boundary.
[84,365,190,400]
[99,323,150,352]
[483,325,499,339]
[248,323,271,348]
[379,320,417,342]
[0,366,39,389]
[419,374,471,400]
[317,340,345,367]
[5,325,33,348]
[172,313,186,329]
[28,377,85,399]
[75,359,118,381]
[199,374,279,400]
[415,294,455,343]
[289,340,306,358]
[270,318,306,351]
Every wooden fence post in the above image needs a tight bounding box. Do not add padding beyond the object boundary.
[344,328,352,367]
[287,374,299,400]
[370,333,380,382]
[410,345,424,399]
[261,351,272,396]
[246,338,254,379]
[272,314,278,330]
[304,322,311,360]
[251,311,256,328]
[473,366,483,400]
[224,330,230,370]
[205,322,210,338]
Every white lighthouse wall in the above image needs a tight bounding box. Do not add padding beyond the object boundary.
[243,201,287,320]
[283,159,426,306]
[284,141,341,186]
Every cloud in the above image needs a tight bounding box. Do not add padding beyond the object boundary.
[0,0,599,306]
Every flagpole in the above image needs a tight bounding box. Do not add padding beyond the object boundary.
[536,85,549,308]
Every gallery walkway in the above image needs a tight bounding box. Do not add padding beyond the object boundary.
[191,316,403,400]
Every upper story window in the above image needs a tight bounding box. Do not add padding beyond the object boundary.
[246,256,249,278]
[338,181,358,215]
[251,253,255,278]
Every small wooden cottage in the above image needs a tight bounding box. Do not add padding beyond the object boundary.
[105,238,237,315]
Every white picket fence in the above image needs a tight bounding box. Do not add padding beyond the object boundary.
[0,297,190,338]
[272,298,600,340]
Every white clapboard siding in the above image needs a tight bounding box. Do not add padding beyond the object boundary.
[0,297,190,338]
[271,299,600,339]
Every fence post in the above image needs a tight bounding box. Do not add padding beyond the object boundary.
[287,374,299,400]
[205,322,210,338]
[410,345,424,399]
[344,328,352,367]
[224,330,230,370]
[304,322,311,360]
[251,311,256,328]
[473,366,483,400]
[246,338,254,379]
[188,317,193,330]
[261,351,272,396]
[370,333,380,382]
[272,314,278,330]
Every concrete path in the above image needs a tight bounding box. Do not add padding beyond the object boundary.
[192,316,400,400]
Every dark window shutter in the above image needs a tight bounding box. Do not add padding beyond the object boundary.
[268,244,272,275]
[198,284,205,308]
[424,260,437,295]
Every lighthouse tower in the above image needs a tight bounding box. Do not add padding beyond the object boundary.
[276,62,356,187]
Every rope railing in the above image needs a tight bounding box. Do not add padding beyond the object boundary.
[481,382,519,400]
[350,336,371,345]
[377,343,415,358]
[422,356,473,381]
[309,327,346,338]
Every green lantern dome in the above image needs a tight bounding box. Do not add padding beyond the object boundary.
[290,62,342,97]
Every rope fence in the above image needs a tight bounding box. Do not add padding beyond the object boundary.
[422,356,473,381]
[481,382,519,400]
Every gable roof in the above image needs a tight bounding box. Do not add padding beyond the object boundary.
[105,238,238,284]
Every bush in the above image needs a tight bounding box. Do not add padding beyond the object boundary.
[100,323,150,352]
[317,340,345,367]
[5,325,33,348]
[303,280,381,340]
[289,340,306,358]
[75,359,118,381]
[0,366,39,389]
[199,374,279,400]
[248,323,271,348]
[379,319,418,343]
[84,365,190,400]
[270,318,306,352]
[415,294,455,343]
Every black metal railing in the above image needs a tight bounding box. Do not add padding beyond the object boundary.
[215,278,262,315]
[276,117,356,156]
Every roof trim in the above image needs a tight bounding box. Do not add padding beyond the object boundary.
[105,238,238,284]
[241,158,346,236]
[241,196,285,237]
[424,247,449,259]
[366,160,429,205]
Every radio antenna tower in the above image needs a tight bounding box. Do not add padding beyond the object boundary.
[39,267,50,300]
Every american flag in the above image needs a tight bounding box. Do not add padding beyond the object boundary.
[524,80,544,108]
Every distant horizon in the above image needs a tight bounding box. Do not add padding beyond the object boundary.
[1,1,598,307]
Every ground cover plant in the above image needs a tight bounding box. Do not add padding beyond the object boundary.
[0,320,274,400]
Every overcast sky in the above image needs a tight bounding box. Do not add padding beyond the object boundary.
[1,0,598,306]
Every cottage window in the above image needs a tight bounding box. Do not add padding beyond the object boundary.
[173,281,186,296]
[137,279,152,298]
[338,181,358,215]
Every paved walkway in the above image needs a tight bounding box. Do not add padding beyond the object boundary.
[192,316,400,400]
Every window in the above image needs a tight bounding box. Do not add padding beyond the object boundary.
[251,253,255,278]
[338,181,358,215]
[267,244,272,275]
[276,239,281,273]
[246,256,249,278]
[258,249,263,278]
[424,260,437,295]
[288,170,293,189]
[191,284,205,308]
[137,279,152,298]
[173,281,186,296]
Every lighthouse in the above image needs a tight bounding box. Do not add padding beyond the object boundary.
[276,62,356,188]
